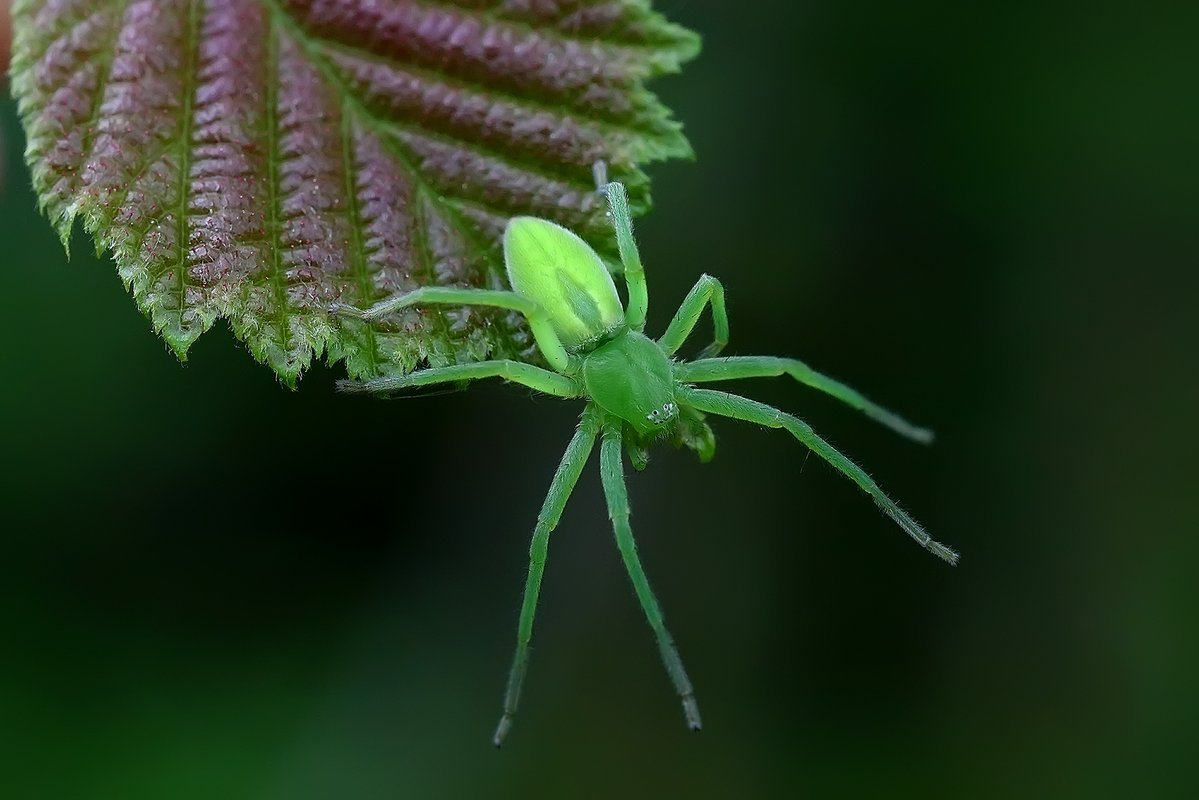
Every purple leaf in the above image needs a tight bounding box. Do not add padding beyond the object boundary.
[11,0,698,384]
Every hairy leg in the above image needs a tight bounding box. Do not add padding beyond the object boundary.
[597,176,648,332]
[658,274,729,359]
[678,386,959,564]
[337,360,581,398]
[599,418,703,731]
[494,404,603,746]
[332,287,573,373]
[674,356,934,444]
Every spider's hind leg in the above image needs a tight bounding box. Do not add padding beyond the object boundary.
[331,286,573,373]
[337,360,580,398]
[595,171,649,331]
[659,274,729,359]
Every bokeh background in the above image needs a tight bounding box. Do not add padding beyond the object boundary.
[2,1,1196,798]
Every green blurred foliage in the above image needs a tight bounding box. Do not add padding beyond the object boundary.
[1,1,1196,798]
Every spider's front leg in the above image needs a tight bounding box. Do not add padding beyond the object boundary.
[495,404,603,747]
[678,386,959,564]
[599,418,702,732]
[674,356,934,444]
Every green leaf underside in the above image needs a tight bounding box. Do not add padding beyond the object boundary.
[11,0,698,385]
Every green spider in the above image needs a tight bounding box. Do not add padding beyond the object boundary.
[334,166,958,746]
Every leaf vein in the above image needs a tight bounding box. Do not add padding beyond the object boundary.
[266,16,290,359]
[384,0,696,64]
[77,0,132,190]
[309,33,684,139]
[340,105,379,375]
[268,2,520,291]
[171,0,200,328]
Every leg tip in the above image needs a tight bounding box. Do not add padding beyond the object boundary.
[927,539,961,565]
[329,301,365,320]
[592,160,609,193]
[683,698,703,732]
[493,716,513,748]
[910,427,936,446]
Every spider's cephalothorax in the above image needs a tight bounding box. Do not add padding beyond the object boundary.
[584,332,678,436]
[335,165,958,746]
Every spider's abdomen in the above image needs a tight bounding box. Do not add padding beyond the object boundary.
[583,331,678,436]
[503,217,624,351]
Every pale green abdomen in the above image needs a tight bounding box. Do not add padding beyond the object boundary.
[503,217,625,350]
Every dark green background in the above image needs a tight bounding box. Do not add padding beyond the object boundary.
[2,2,1196,797]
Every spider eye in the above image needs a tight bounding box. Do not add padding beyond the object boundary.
[645,404,677,426]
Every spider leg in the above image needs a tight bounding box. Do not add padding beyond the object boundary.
[599,418,703,731]
[674,356,934,444]
[596,177,649,332]
[337,360,580,398]
[331,287,573,373]
[658,275,729,359]
[494,404,603,747]
[678,386,959,564]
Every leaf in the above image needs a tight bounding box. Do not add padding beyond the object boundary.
[10,0,698,385]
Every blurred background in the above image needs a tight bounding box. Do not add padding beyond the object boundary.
[2,1,1196,798]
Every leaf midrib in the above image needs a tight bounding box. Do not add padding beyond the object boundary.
[171,0,200,330]
[265,0,515,292]
[339,99,378,375]
[265,10,291,359]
